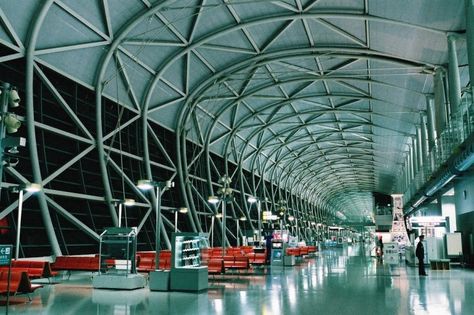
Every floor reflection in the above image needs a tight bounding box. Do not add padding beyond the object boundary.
[5,245,474,314]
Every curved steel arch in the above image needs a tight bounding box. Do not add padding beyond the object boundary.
[2,0,462,254]
[93,0,182,249]
[174,46,436,229]
[89,5,449,240]
[25,0,62,256]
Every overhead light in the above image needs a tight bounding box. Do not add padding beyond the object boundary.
[23,183,41,193]
[247,196,257,203]
[123,198,135,206]
[208,196,219,204]
[215,213,222,218]
[178,207,188,214]
[137,179,153,190]
[136,179,154,190]
[288,216,295,221]
[239,216,247,221]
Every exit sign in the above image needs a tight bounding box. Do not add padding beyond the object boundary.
[0,245,12,266]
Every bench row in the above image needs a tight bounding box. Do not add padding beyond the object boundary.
[0,260,57,280]
[0,270,43,297]
[49,245,316,273]
[286,246,317,257]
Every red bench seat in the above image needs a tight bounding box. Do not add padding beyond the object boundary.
[0,270,43,298]
[51,256,99,271]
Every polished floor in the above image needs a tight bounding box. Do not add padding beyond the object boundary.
[2,244,474,314]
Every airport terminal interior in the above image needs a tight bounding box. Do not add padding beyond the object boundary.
[1,0,474,314]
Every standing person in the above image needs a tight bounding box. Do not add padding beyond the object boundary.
[377,236,384,259]
[416,235,427,276]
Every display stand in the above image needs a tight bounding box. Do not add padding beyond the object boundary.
[92,227,146,290]
[170,232,208,292]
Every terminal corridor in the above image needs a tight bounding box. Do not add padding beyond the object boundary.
[3,245,473,315]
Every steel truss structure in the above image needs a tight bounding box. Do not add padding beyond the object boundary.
[0,0,470,256]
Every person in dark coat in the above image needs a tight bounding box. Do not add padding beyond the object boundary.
[378,236,384,257]
[416,235,427,276]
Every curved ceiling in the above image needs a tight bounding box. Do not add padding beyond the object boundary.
[0,0,467,223]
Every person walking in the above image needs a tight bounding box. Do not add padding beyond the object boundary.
[416,235,427,276]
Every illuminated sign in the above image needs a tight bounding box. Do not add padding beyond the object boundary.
[0,245,12,266]
[410,216,446,227]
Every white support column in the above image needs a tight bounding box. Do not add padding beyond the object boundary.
[416,126,423,173]
[466,0,474,94]
[425,96,436,150]
[425,96,437,172]
[420,113,428,164]
[447,34,462,118]
[434,68,448,137]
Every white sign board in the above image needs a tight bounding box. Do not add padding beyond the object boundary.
[445,233,463,256]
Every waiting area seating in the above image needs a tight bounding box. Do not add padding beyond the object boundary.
[0,270,43,300]
[136,250,172,272]
[48,245,318,277]
[0,260,58,280]
[51,256,99,272]
[429,259,451,270]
